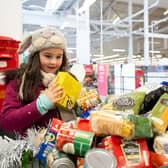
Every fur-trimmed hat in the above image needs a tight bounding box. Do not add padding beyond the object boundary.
[18,27,67,55]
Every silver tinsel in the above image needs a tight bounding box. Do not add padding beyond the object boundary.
[0,128,43,168]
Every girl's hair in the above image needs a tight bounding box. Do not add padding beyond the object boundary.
[3,50,68,104]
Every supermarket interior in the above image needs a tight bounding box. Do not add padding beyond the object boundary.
[0,0,168,167]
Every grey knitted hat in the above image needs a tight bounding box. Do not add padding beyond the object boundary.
[18,26,67,55]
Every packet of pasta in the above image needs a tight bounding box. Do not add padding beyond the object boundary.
[89,111,135,139]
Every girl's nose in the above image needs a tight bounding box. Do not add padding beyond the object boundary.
[50,59,57,64]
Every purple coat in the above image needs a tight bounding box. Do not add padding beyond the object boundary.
[0,80,60,136]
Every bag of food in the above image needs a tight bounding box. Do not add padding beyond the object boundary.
[140,85,168,114]
[113,91,146,115]
[89,111,153,140]
[153,132,168,154]
[89,111,135,139]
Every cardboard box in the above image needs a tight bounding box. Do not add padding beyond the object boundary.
[53,72,82,110]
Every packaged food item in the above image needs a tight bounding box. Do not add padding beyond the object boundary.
[77,157,84,168]
[113,91,146,115]
[56,127,95,157]
[150,152,168,168]
[150,93,168,133]
[89,111,135,139]
[47,148,75,168]
[101,136,113,153]
[77,89,101,112]
[35,118,64,162]
[153,132,168,154]
[52,72,82,110]
[76,118,91,132]
[139,85,168,115]
[111,136,152,168]
[84,148,117,168]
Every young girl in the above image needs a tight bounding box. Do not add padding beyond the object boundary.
[0,27,76,136]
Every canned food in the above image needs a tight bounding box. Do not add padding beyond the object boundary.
[101,136,113,153]
[47,149,75,168]
[84,148,117,168]
[56,127,95,156]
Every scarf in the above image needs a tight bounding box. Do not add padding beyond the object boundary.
[19,70,56,100]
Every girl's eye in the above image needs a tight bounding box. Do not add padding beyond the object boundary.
[56,55,61,59]
[45,55,51,58]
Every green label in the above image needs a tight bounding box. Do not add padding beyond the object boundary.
[74,130,95,156]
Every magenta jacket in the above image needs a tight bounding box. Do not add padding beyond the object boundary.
[0,80,60,135]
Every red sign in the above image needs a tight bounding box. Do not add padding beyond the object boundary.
[84,64,93,75]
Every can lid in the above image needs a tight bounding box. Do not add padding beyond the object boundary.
[85,148,117,168]
[51,157,75,168]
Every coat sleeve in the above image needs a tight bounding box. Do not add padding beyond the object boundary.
[0,80,43,132]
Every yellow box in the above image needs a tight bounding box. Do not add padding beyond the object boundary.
[53,72,82,110]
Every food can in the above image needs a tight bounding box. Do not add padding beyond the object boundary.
[101,136,113,153]
[56,127,95,156]
[84,148,117,168]
[47,149,75,168]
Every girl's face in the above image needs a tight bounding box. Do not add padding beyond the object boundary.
[39,48,63,73]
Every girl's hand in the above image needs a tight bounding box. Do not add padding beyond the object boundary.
[44,76,64,104]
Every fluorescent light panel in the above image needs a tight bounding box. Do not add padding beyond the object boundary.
[78,0,96,14]
[164,9,168,15]
[45,0,64,13]
[92,54,119,61]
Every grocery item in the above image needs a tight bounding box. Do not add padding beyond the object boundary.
[150,93,168,133]
[84,148,117,168]
[52,71,82,110]
[89,111,135,139]
[77,157,85,168]
[35,118,64,162]
[113,91,146,115]
[150,152,168,168]
[77,89,101,112]
[47,149,75,168]
[56,127,95,157]
[153,132,168,154]
[140,85,168,114]
[101,136,113,153]
[76,118,91,132]
[111,136,152,168]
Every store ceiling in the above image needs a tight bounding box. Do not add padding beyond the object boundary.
[22,0,168,65]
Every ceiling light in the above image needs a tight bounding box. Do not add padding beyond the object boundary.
[78,0,96,14]
[112,16,120,24]
[149,50,160,53]
[60,22,70,30]
[155,54,162,58]
[92,54,119,61]
[164,9,168,15]
[45,0,64,13]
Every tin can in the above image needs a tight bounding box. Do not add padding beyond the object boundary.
[47,149,75,168]
[56,127,95,156]
[84,148,117,168]
[101,136,113,153]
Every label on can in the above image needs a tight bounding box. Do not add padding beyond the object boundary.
[74,130,95,156]
[56,127,95,157]
[47,149,75,168]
